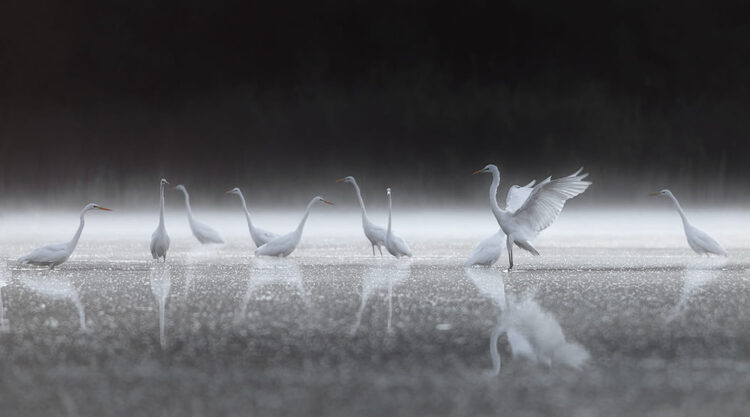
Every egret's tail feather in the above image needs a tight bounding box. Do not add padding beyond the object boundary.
[515,240,540,256]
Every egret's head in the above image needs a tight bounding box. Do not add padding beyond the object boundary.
[160,178,169,186]
[472,164,498,175]
[226,187,241,195]
[649,189,672,197]
[336,176,356,184]
[175,184,186,192]
[85,203,112,212]
[314,196,335,206]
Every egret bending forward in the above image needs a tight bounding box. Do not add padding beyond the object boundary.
[226,187,278,247]
[175,185,224,244]
[465,180,536,267]
[650,189,727,256]
[385,188,412,258]
[18,203,112,270]
[337,176,385,256]
[255,196,334,257]
[150,178,171,261]
[473,164,591,269]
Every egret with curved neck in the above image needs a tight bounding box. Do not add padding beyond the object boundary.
[175,184,224,244]
[18,203,112,270]
[150,178,171,261]
[384,188,412,258]
[226,187,278,247]
[473,164,591,269]
[650,189,727,256]
[255,196,334,257]
[337,176,385,256]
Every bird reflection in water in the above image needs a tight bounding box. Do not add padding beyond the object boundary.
[19,272,88,331]
[466,268,589,374]
[666,258,726,322]
[0,261,8,331]
[150,265,171,349]
[351,261,410,335]
[235,258,310,323]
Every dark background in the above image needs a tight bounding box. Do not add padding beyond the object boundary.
[1,0,749,206]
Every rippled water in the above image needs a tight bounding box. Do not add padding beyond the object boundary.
[0,209,748,416]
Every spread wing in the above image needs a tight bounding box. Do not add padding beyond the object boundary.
[511,168,591,235]
[505,180,536,213]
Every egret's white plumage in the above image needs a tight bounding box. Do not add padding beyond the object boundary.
[465,180,536,267]
[226,187,278,247]
[650,189,727,257]
[384,188,412,258]
[473,164,591,269]
[18,203,112,270]
[337,176,386,256]
[150,178,171,261]
[254,196,334,257]
[175,184,224,244]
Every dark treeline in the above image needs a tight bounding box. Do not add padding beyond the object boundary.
[0,0,748,206]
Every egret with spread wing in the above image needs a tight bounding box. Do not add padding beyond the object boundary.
[473,164,591,269]
[18,203,112,270]
[384,188,412,258]
[337,176,385,256]
[226,187,278,247]
[175,184,224,244]
[465,180,536,267]
[255,196,334,257]
[150,178,170,261]
[650,189,727,256]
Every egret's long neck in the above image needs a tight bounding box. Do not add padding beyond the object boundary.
[668,194,690,225]
[158,183,166,228]
[351,181,369,220]
[295,199,316,234]
[237,192,254,229]
[181,190,193,218]
[488,169,505,220]
[387,194,392,237]
[69,209,87,250]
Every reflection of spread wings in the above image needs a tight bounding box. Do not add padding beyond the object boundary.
[511,168,591,235]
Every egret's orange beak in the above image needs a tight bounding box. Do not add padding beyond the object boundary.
[97,207,112,211]
[225,189,234,194]
[335,178,346,182]
[648,192,660,196]
[322,199,335,205]
[472,169,485,175]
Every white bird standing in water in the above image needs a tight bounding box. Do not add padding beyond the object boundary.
[255,196,334,257]
[226,187,278,247]
[465,180,536,267]
[473,164,591,269]
[336,176,386,256]
[18,203,112,270]
[384,188,412,258]
[150,178,171,261]
[650,189,727,256]
[175,184,224,244]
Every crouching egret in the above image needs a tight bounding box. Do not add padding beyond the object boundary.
[337,176,385,256]
[226,187,278,247]
[385,188,412,258]
[473,164,591,269]
[18,203,112,270]
[175,185,224,244]
[465,180,536,267]
[255,197,334,257]
[650,189,727,256]
[150,178,171,261]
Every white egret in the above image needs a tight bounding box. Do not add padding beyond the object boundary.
[337,176,386,256]
[650,189,727,256]
[384,188,412,258]
[465,180,536,267]
[473,164,591,269]
[18,203,112,270]
[226,187,278,247]
[150,178,171,261]
[175,184,224,244]
[254,196,334,257]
